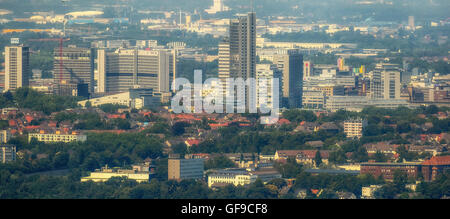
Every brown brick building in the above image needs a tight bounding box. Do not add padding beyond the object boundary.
[360,155,450,181]
[421,156,450,182]
[360,162,422,181]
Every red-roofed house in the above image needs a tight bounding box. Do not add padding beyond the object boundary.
[277,118,291,125]
[209,123,229,129]
[421,155,450,181]
[8,119,17,127]
[24,115,34,123]
[185,139,201,147]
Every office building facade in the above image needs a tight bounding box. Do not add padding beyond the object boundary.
[5,46,30,92]
[168,157,204,181]
[53,47,95,95]
[97,48,175,94]
[273,50,303,108]
[218,12,256,111]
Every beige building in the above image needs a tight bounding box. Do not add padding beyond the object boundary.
[370,63,401,100]
[28,131,87,143]
[208,169,257,188]
[207,168,282,188]
[78,88,162,109]
[97,48,175,94]
[343,118,368,139]
[81,165,150,183]
[361,185,382,199]
[5,45,30,92]
[168,156,204,181]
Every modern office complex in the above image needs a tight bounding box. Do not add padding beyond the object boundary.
[5,46,30,92]
[53,47,95,95]
[273,50,304,108]
[97,48,176,94]
[168,155,204,181]
[255,64,282,109]
[370,63,401,100]
[81,164,152,183]
[78,88,162,109]
[218,12,256,111]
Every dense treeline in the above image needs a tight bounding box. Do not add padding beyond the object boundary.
[0,87,80,115]
[5,132,164,174]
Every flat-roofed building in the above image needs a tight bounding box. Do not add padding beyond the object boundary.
[78,88,162,109]
[81,165,151,183]
[97,48,175,94]
[208,167,281,188]
[168,155,204,181]
[5,45,30,92]
[28,131,87,143]
[53,47,95,95]
[208,169,257,188]
[360,162,422,181]
[344,118,368,139]
[302,90,326,109]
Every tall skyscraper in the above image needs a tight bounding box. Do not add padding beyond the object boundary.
[97,48,175,94]
[370,63,401,100]
[256,64,282,109]
[205,0,230,14]
[273,50,304,108]
[218,12,256,111]
[408,16,415,31]
[53,47,95,96]
[5,46,30,92]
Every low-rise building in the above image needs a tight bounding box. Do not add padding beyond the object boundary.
[421,155,450,182]
[78,88,163,109]
[168,155,204,181]
[81,165,151,183]
[360,162,422,181]
[207,167,281,188]
[28,131,87,143]
[361,185,382,199]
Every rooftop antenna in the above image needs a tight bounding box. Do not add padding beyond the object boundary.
[251,0,254,12]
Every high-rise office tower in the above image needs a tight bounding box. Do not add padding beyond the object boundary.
[5,46,30,92]
[205,0,230,14]
[370,63,401,100]
[97,48,175,94]
[53,47,95,96]
[273,50,304,108]
[408,16,415,31]
[256,64,282,109]
[218,12,256,111]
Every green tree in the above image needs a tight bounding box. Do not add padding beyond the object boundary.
[314,150,322,167]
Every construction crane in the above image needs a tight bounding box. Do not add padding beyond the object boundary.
[27,38,70,83]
